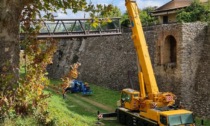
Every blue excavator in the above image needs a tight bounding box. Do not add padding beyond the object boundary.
[63,80,93,98]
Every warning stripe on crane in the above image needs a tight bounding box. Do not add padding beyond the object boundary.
[98,114,103,119]
[166,96,173,102]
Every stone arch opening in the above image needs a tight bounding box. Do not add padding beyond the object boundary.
[162,35,177,66]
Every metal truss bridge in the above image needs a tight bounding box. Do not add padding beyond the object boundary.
[20,18,122,40]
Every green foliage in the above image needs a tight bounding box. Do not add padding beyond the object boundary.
[140,7,158,26]
[177,0,210,22]
[100,6,122,18]
[16,19,57,118]
[121,7,158,27]
[97,6,121,29]
[21,0,113,20]
[121,11,130,28]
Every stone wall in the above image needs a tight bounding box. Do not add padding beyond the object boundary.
[47,39,85,78]
[150,22,210,118]
[192,25,210,118]
[47,22,210,118]
[180,23,208,110]
[47,32,140,90]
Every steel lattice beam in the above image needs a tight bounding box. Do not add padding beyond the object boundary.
[20,18,122,40]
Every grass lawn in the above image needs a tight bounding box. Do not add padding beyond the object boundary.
[45,89,96,126]
[195,118,210,126]
[48,79,122,126]
[48,79,210,126]
[3,77,210,126]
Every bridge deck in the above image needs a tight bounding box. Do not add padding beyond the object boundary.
[20,18,122,39]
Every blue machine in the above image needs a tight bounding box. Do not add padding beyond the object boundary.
[68,80,93,95]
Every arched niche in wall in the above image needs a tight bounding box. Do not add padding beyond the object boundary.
[162,35,177,68]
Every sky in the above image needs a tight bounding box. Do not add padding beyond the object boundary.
[55,0,171,19]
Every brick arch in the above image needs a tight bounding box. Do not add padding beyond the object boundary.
[162,35,177,65]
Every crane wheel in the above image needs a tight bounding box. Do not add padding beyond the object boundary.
[117,109,126,125]
[126,115,133,126]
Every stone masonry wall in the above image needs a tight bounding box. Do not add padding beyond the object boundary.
[192,25,210,118]
[47,39,85,78]
[47,22,210,118]
[150,23,183,96]
[180,23,208,110]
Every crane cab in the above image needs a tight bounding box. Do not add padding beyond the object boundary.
[158,110,194,126]
[120,88,140,111]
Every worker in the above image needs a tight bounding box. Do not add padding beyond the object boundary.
[84,82,90,91]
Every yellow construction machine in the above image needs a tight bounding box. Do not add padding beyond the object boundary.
[98,0,195,126]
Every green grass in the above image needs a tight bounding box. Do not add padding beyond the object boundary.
[3,78,210,126]
[86,84,121,109]
[48,79,122,126]
[48,79,210,126]
[45,90,96,126]
[195,118,210,126]
[49,79,121,110]
[50,79,62,85]
[2,116,38,126]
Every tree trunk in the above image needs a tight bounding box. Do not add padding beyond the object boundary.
[0,1,23,91]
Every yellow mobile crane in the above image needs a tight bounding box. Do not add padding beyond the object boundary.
[98,0,195,126]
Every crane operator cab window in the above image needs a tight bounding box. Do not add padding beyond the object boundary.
[121,92,131,103]
[160,115,167,125]
[160,113,194,126]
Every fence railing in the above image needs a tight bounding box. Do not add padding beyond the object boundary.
[20,18,122,40]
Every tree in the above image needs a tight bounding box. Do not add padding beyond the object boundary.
[121,7,157,28]
[100,6,122,29]
[177,0,210,22]
[121,11,130,28]
[100,6,122,18]
[0,0,112,122]
[139,7,158,26]
[0,1,22,91]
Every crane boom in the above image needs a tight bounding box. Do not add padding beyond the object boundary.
[125,0,159,96]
